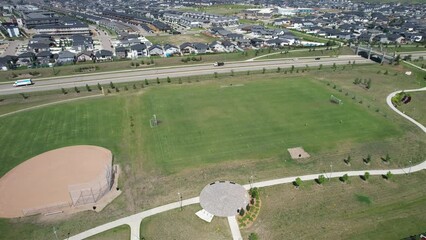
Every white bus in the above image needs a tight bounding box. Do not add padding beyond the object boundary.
[13,79,34,87]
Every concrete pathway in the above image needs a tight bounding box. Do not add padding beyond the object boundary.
[386,87,426,133]
[403,60,426,72]
[227,216,243,240]
[67,86,426,240]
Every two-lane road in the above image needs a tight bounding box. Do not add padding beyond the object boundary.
[0,55,372,95]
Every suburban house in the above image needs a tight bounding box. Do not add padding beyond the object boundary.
[180,42,196,55]
[57,51,76,64]
[164,44,180,57]
[17,52,36,66]
[94,50,113,62]
[36,51,53,65]
[193,43,209,54]
[129,43,148,58]
[148,45,164,56]
[76,51,93,62]
[115,47,128,59]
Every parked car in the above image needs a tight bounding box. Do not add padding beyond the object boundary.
[214,62,225,66]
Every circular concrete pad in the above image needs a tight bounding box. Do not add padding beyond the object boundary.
[200,181,249,217]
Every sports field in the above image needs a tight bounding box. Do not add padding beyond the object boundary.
[0,77,400,176]
[0,64,424,239]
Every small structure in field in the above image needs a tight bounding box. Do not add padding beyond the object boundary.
[288,147,310,159]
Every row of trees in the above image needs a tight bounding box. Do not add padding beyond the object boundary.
[293,170,393,187]
[344,153,391,165]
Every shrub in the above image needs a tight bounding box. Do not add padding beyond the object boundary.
[363,172,370,181]
[382,153,391,163]
[293,177,302,188]
[86,84,91,92]
[110,81,115,89]
[145,79,149,85]
[167,76,171,83]
[246,204,251,211]
[364,154,371,164]
[74,86,80,93]
[239,208,245,216]
[97,83,102,90]
[340,174,349,182]
[124,86,128,91]
[250,188,259,199]
[317,175,326,184]
[61,88,67,95]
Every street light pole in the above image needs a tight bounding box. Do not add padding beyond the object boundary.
[53,227,59,240]
[329,163,333,180]
[409,160,412,174]
[250,175,253,189]
[178,192,182,211]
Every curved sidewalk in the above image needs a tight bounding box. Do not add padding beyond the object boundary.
[69,87,426,240]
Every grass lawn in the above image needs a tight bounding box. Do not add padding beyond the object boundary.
[0,64,424,239]
[86,224,130,240]
[241,171,426,239]
[146,33,218,46]
[398,91,426,126]
[259,46,354,60]
[140,205,231,239]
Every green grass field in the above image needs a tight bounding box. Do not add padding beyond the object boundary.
[140,205,231,239]
[0,63,424,239]
[0,77,400,176]
[398,91,426,126]
[241,171,426,239]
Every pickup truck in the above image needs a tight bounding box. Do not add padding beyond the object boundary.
[213,62,225,66]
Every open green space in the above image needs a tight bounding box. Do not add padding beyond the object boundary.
[242,171,426,239]
[289,30,344,44]
[146,33,217,46]
[140,205,231,239]
[0,76,401,176]
[398,91,426,126]
[0,63,424,239]
[86,224,130,240]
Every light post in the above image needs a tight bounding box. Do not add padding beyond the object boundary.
[53,227,59,240]
[178,192,182,211]
[329,163,333,181]
[409,160,412,174]
[249,175,253,189]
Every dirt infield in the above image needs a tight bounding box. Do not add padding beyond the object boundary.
[287,147,310,159]
[0,145,112,218]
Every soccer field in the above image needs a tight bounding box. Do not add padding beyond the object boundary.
[0,76,400,176]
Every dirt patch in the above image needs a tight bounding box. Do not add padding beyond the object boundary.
[287,147,310,159]
[0,145,113,218]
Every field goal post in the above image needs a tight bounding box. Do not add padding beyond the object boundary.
[150,114,158,128]
[330,95,343,105]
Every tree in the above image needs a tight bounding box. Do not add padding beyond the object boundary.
[124,86,128,91]
[74,86,80,93]
[156,77,160,84]
[145,79,149,85]
[246,204,251,211]
[250,187,259,199]
[115,87,119,92]
[333,63,337,69]
[178,78,182,84]
[385,171,393,180]
[214,72,218,78]
[97,83,102,90]
[364,154,371,164]
[262,68,266,74]
[317,175,326,184]
[110,81,115,89]
[133,84,137,89]
[363,172,370,181]
[382,153,391,163]
[239,208,245,216]
[293,177,303,188]
[341,174,349,183]
[366,79,372,89]
[248,233,259,240]
[344,155,351,165]
[150,58,154,64]
[291,65,295,71]
[231,70,234,76]
[61,88,67,95]
[277,67,281,73]
[167,76,171,83]
[319,64,323,70]
[247,70,250,75]
[86,84,91,92]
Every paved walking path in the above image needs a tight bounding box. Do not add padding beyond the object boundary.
[403,60,426,72]
[227,216,243,240]
[67,86,426,240]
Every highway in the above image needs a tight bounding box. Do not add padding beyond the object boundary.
[0,55,372,95]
